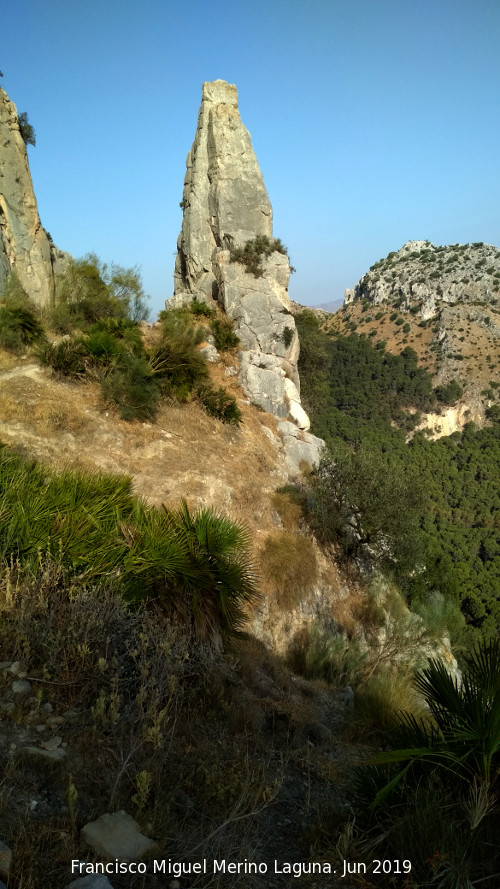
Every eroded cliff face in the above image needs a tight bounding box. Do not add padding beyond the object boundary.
[170,80,318,443]
[0,88,68,307]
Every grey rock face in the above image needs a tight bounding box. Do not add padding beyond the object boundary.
[344,239,500,422]
[173,80,272,303]
[276,420,324,476]
[0,87,69,307]
[170,80,313,433]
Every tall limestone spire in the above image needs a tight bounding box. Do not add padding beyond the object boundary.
[170,80,315,436]
[173,79,272,303]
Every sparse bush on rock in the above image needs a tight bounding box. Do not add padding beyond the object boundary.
[230,234,289,278]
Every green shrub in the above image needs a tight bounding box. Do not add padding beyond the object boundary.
[281,326,294,348]
[308,450,425,578]
[0,306,45,352]
[50,254,149,332]
[190,297,215,318]
[150,310,207,400]
[39,338,89,376]
[100,354,161,421]
[0,274,45,352]
[83,329,127,364]
[435,379,464,405]
[17,111,36,146]
[195,382,242,424]
[88,317,145,355]
[210,316,240,351]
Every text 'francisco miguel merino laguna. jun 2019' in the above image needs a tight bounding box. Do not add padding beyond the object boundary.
[71,858,413,879]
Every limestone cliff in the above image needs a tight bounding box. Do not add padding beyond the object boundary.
[170,80,318,443]
[0,87,68,307]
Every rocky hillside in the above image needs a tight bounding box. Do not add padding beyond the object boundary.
[345,239,500,314]
[327,240,500,434]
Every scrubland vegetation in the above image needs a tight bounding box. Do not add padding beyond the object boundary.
[0,257,241,425]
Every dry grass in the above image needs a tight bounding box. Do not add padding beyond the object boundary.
[270,491,303,531]
[351,666,428,734]
[260,531,317,608]
[0,352,290,584]
[330,585,371,639]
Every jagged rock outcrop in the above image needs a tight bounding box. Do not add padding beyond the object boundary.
[0,87,69,307]
[169,80,321,453]
[345,240,500,319]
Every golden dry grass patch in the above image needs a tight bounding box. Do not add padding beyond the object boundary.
[271,491,303,531]
[0,353,291,568]
[330,585,371,639]
[260,531,318,608]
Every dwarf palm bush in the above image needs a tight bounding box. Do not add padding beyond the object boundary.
[352,640,500,888]
[123,501,259,640]
[0,447,258,640]
[369,639,500,801]
[0,448,134,577]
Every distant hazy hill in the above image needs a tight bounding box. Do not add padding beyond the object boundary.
[313,298,344,314]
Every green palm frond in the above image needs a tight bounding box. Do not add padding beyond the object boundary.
[364,639,500,806]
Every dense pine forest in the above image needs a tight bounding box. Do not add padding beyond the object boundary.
[296,310,500,648]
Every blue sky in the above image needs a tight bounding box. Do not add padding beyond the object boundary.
[2,0,499,317]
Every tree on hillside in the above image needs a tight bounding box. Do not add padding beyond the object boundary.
[310,446,425,577]
[53,253,150,328]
